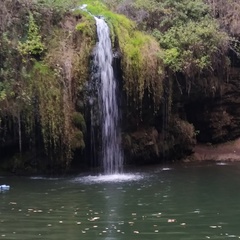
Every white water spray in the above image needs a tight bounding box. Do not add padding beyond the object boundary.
[93,16,123,174]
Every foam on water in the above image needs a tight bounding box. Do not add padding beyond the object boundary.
[74,173,143,183]
[216,162,228,166]
[162,167,172,171]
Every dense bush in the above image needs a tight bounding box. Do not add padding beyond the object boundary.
[105,0,229,77]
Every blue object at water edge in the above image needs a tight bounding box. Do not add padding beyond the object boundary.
[0,184,10,191]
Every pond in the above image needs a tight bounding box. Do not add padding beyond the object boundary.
[1,162,240,239]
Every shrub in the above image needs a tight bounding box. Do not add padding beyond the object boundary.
[18,13,45,57]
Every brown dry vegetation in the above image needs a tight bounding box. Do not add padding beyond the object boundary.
[206,0,240,36]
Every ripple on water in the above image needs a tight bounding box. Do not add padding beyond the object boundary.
[216,162,228,166]
[73,174,144,183]
[30,177,61,180]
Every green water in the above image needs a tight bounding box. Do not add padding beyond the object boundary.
[1,162,240,239]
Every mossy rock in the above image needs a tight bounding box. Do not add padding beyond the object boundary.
[72,112,86,132]
[71,130,85,150]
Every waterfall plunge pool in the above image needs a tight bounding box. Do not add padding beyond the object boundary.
[1,162,240,239]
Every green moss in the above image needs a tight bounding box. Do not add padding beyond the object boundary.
[74,11,95,37]
[71,130,85,150]
[34,14,95,163]
[76,22,87,31]
[121,31,164,104]
[31,62,63,151]
[72,112,86,133]
[79,0,109,15]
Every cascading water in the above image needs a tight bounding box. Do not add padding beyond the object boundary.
[92,16,123,174]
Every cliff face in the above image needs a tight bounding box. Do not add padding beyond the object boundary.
[184,65,240,143]
[0,0,240,173]
[0,0,95,172]
[181,0,240,144]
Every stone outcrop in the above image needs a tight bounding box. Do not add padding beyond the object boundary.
[184,65,240,144]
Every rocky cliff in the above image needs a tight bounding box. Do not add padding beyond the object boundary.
[0,0,240,173]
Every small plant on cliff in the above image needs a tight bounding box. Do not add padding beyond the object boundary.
[0,83,7,102]
[18,13,45,58]
[75,14,95,37]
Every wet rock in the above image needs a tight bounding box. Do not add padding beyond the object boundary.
[184,67,240,143]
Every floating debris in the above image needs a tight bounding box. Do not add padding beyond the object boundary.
[89,217,100,221]
[168,219,176,223]
[216,162,228,166]
[193,210,200,214]
[210,225,217,229]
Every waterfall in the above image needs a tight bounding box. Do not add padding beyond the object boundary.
[92,16,123,174]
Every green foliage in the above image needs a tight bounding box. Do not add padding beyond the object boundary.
[161,48,181,72]
[18,13,45,57]
[31,62,63,151]
[105,0,229,77]
[155,19,228,75]
[75,22,87,31]
[121,31,163,102]
[75,19,95,37]
[149,0,228,75]
[128,0,209,27]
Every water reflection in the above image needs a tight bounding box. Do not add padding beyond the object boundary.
[102,183,124,238]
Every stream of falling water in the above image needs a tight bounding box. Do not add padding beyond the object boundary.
[93,16,123,174]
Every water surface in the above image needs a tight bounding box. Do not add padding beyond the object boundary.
[1,162,240,239]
